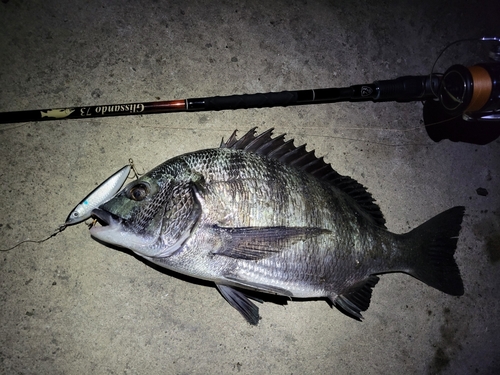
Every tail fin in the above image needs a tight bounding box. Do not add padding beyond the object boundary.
[402,206,465,296]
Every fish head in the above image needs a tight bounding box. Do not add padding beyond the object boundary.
[90,162,202,259]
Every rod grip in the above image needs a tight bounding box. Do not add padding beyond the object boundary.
[198,91,299,111]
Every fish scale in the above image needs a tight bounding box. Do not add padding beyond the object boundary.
[91,128,465,325]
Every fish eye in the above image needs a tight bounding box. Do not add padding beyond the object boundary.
[128,183,149,201]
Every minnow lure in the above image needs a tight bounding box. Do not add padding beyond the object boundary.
[1,161,135,251]
[65,164,132,225]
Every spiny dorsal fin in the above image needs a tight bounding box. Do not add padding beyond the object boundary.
[220,128,386,228]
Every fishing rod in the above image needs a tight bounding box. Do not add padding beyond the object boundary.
[0,75,440,124]
[1,37,499,144]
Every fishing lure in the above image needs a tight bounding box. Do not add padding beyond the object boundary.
[1,161,136,251]
[65,164,131,225]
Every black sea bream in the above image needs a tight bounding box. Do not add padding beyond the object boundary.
[90,128,464,325]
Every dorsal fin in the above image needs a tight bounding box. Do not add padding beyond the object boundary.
[220,128,386,228]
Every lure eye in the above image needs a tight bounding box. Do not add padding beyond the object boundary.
[129,183,149,201]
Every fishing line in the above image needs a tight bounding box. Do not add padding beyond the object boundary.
[137,123,435,147]
[429,38,478,97]
[0,225,66,251]
[307,134,435,147]
[0,218,103,251]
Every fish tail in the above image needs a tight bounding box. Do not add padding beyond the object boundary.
[402,206,465,296]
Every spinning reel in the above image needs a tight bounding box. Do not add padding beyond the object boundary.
[423,37,500,144]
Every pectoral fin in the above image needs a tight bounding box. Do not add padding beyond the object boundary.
[211,225,330,260]
[216,284,261,325]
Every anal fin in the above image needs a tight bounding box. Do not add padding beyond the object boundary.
[330,275,379,321]
[216,284,261,325]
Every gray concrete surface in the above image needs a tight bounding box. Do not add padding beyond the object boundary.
[1,1,499,374]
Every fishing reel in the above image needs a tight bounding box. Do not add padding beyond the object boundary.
[422,37,500,145]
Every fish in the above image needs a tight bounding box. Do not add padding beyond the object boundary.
[40,108,75,119]
[90,128,465,325]
[65,164,131,225]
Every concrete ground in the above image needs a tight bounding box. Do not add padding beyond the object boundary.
[1,1,499,374]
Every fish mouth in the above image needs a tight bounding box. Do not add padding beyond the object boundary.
[89,208,124,242]
[91,208,121,229]
[89,208,160,254]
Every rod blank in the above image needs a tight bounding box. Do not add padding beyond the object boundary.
[0,75,439,124]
